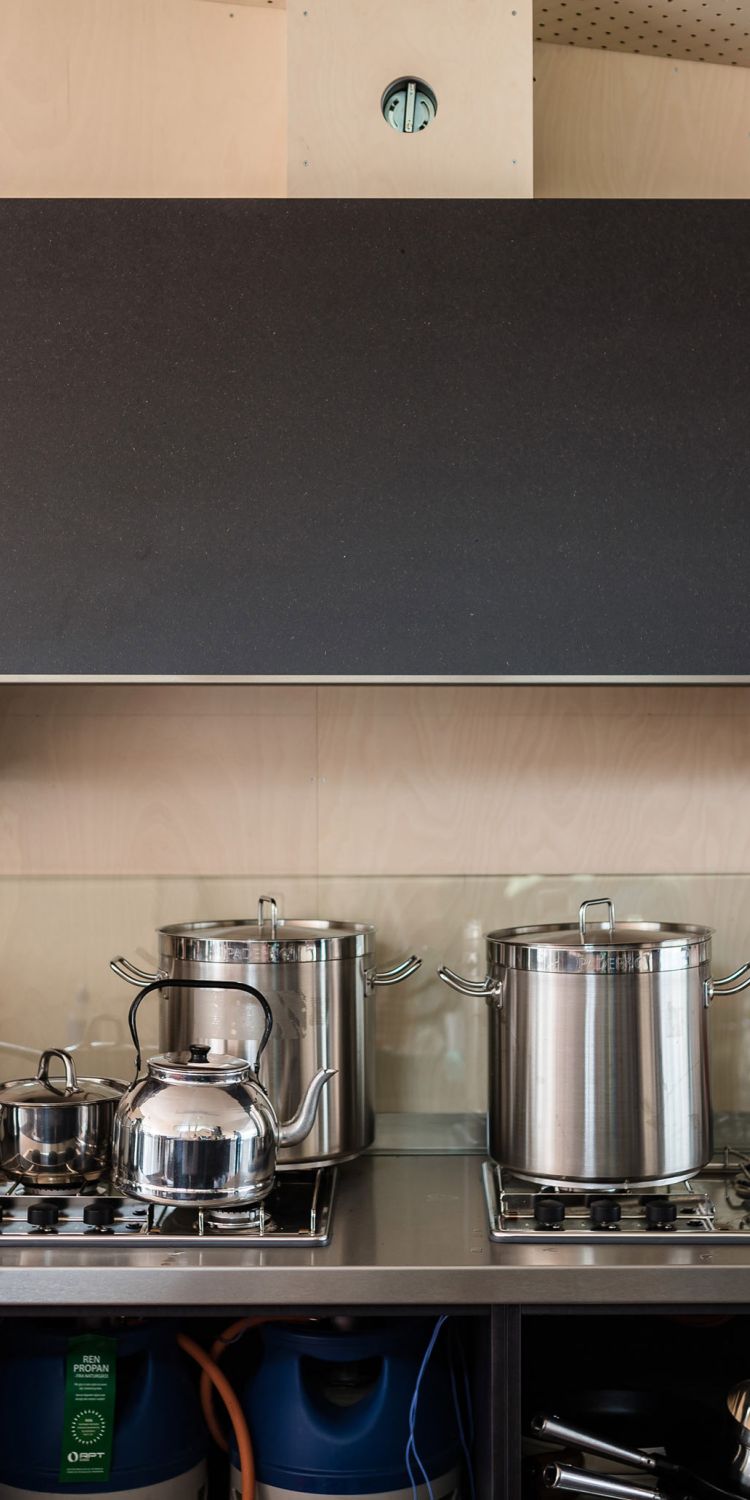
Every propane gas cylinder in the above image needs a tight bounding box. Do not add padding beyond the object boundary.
[0,1321,207,1498]
[230,1320,462,1500]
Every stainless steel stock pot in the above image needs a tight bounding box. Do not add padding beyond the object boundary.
[439,897,750,1188]
[111,896,421,1169]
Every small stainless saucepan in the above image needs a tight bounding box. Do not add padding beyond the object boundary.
[0,1049,125,1188]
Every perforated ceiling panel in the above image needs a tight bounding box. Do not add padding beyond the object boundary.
[534,0,750,63]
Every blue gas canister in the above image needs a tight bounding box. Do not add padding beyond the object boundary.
[230,1320,463,1500]
[0,1322,207,1498]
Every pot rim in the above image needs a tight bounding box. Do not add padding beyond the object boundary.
[157,917,376,963]
[0,1076,125,1108]
[486,920,713,974]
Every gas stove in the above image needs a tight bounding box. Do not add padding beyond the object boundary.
[483,1150,750,1243]
[0,1167,336,1247]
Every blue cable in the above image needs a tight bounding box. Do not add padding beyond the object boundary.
[449,1340,476,1500]
[456,1336,474,1448]
[405,1314,449,1500]
[405,1316,477,1500]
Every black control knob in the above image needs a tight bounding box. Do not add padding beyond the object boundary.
[83,1201,116,1228]
[28,1202,60,1228]
[189,1044,211,1063]
[589,1197,622,1227]
[534,1196,565,1228]
[645,1196,677,1229]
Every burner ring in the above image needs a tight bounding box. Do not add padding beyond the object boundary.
[204,1206,277,1234]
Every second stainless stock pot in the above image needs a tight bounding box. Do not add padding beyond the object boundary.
[112,896,421,1169]
[440,897,750,1188]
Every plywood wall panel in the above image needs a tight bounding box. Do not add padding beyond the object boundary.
[534,41,750,197]
[4,685,750,876]
[287,0,533,197]
[0,0,286,197]
[317,689,750,875]
[0,688,318,874]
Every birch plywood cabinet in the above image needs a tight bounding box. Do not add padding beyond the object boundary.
[0,0,748,195]
[0,0,287,197]
[286,0,533,198]
[534,44,750,197]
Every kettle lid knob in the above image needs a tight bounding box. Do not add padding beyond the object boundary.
[189,1044,211,1063]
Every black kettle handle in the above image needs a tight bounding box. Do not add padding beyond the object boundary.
[127,978,274,1081]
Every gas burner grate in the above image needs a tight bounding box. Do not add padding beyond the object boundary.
[0,1167,336,1247]
[482,1154,750,1242]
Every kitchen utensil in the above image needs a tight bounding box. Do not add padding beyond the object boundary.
[0,1049,124,1187]
[727,1380,750,1491]
[113,979,336,1206]
[110,894,421,1169]
[439,898,750,1188]
[534,1412,743,1500]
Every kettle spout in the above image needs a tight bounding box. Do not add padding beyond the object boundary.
[278,1068,336,1148]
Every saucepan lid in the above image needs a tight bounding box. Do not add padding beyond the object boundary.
[487,898,713,974]
[0,1049,125,1108]
[159,896,375,963]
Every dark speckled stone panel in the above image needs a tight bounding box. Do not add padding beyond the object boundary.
[1,200,748,676]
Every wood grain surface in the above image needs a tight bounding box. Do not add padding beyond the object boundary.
[0,0,286,197]
[3,684,750,876]
[287,0,533,198]
[534,42,750,197]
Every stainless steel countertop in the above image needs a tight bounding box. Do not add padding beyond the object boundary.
[4,1155,750,1308]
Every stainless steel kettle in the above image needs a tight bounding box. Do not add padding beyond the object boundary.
[112,979,335,1207]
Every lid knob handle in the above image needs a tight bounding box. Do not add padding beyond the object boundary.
[579,898,616,944]
[36,1048,78,1096]
[189,1044,211,1064]
[257,894,279,939]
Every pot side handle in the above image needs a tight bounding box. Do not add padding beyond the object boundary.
[373,955,422,986]
[542,1462,666,1500]
[707,961,750,1000]
[110,955,167,986]
[437,966,503,1003]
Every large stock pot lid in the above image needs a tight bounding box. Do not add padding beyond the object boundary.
[487,899,712,974]
[159,899,375,964]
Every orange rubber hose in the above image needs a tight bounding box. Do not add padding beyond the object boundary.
[200,1316,313,1452]
[177,1331,255,1500]
[201,1318,264,1451]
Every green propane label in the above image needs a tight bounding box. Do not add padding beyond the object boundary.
[59,1334,117,1482]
